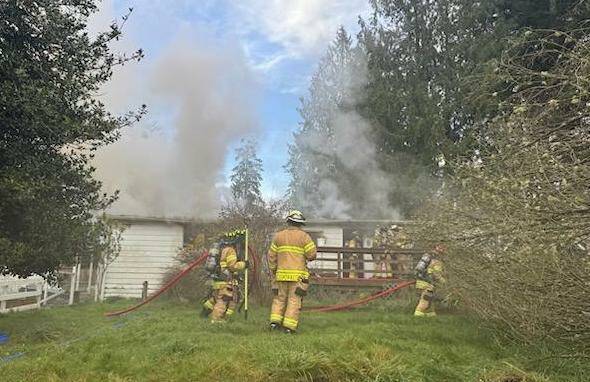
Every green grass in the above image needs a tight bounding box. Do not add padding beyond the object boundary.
[0,300,587,382]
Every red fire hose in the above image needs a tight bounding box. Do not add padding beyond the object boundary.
[104,246,260,318]
[303,280,416,313]
[104,251,209,317]
[104,240,411,317]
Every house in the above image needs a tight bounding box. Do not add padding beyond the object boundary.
[100,216,412,298]
[102,215,190,299]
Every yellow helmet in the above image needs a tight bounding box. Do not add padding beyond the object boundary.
[286,210,306,224]
[224,229,246,239]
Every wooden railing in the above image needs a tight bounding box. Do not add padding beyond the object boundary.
[309,246,424,287]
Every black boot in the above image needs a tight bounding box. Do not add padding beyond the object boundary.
[269,323,281,331]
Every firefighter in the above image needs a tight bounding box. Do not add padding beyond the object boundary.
[268,210,317,333]
[200,241,221,317]
[210,231,248,323]
[344,232,362,278]
[414,244,445,317]
[373,227,393,278]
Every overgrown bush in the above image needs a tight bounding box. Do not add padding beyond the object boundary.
[412,25,590,355]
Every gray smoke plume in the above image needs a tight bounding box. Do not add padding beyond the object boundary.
[297,48,399,220]
[94,35,259,219]
[309,110,399,220]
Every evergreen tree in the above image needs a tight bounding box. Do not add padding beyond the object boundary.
[0,1,144,277]
[361,0,586,167]
[230,138,263,208]
[286,1,587,217]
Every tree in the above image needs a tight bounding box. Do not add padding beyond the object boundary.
[0,1,144,277]
[230,138,263,209]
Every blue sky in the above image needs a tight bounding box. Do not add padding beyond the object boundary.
[96,0,370,202]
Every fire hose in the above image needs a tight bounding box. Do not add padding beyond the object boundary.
[303,280,416,313]
[104,239,411,317]
[104,251,209,317]
[104,246,260,318]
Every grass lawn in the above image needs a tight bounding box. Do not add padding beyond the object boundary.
[0,300,587,382]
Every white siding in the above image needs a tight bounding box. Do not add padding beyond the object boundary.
[104,222,183,298]
[305,226,343,273]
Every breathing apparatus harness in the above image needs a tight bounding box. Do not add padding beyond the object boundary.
[414,253,433,283]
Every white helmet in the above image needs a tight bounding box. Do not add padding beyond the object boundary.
[286,210,306,224]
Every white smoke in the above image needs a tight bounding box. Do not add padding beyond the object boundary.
[310,111,399,220]
[93,34,260,219]
[297,47,399,220]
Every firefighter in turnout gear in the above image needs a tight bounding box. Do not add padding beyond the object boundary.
[414,244,446,317]
[209,231,248,322]
[268,210,317,333]
[343,232,363,278]
[373,227,393,278]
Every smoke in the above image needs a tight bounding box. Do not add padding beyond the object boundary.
[297,48,400,220]
[94,34,259,219]
[308,110,399,220]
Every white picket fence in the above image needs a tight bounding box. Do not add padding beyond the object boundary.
[0,275,65,313]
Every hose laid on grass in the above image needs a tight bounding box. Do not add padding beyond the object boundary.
[303,280,416,313]
[104,245,260,318]
[104,251,209,317]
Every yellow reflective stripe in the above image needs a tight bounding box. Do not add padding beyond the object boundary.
[414,310,426,317]
[415,280,433,290]
[203,300,214,309]
[225,254,237,263]
[219,261,228,268]
[304,242,316,253]
[270,313,283,323]
[276,245,305,254]
[283,317,298,329]
[270,243,279,252]
[429,264,443,273]
[275,269,309,282]
[226,309,235,316]
[213,281,228,289]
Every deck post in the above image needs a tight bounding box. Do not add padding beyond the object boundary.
[42,281,49,306]
[69,265,76,305]
[75,261,82,292]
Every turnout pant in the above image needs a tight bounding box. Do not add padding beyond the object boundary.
[270,281,304,330]
[202,295,215,311]
[210,284,237,321]
[414,288,436,316]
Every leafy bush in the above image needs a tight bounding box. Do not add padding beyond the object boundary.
[413,26,590,355]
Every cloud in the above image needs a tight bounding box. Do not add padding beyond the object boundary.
[232,0,371,58]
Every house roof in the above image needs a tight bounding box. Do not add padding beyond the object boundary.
[105,214,194,225]
[306,219,412,227]
[306,219,412,230]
